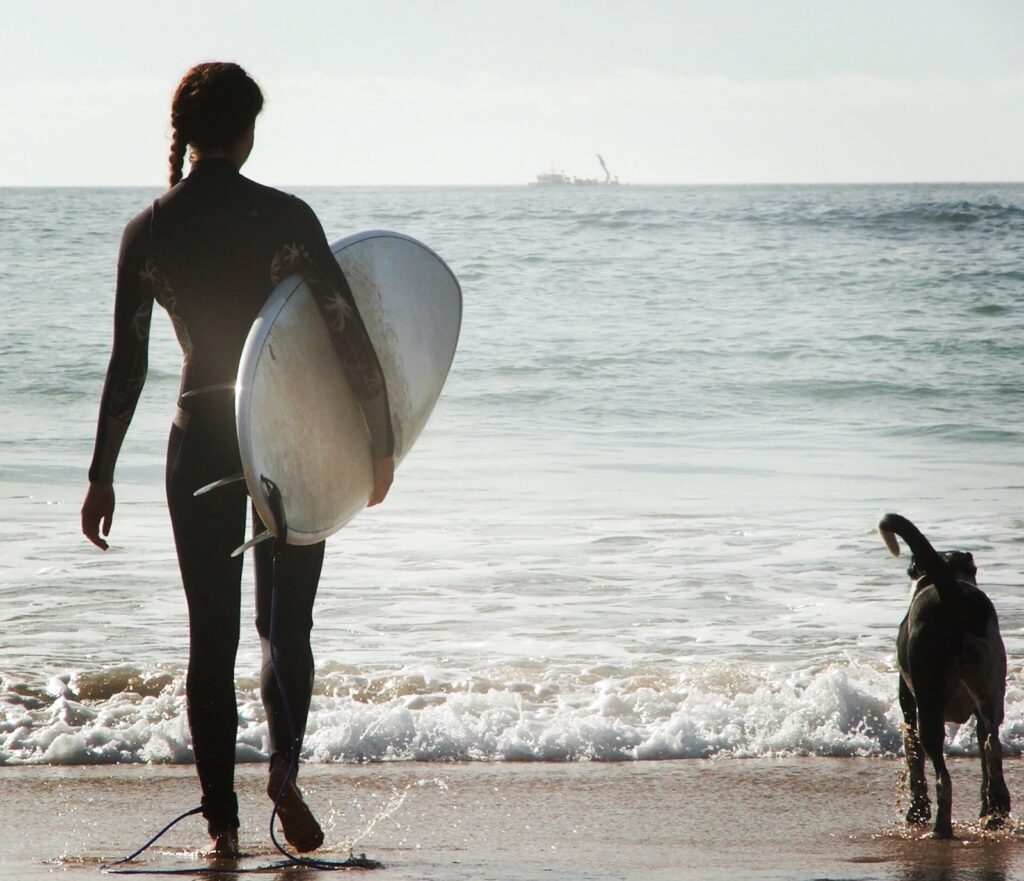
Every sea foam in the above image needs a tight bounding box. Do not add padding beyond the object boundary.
[4,659,1022,766]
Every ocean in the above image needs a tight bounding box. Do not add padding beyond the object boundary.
[2,182,1023,767]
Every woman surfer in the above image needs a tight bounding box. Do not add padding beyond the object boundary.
[80,62,395,858]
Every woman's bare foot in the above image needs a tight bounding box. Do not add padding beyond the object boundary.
[205,828,241,859]
[268,756,324,853]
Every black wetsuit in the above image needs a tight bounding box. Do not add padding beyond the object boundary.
[89,158,393,833]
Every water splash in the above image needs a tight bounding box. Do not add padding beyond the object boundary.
[337,778,449,855]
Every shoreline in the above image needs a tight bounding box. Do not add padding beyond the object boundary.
[4,757,1024,879]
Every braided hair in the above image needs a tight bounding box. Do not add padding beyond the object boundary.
[168,62,264,188]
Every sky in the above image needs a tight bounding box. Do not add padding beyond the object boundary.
[2,0,1023,186]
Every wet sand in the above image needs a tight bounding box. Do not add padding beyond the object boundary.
[4,757,1024,879]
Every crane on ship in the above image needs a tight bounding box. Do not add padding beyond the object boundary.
[581,155,619,185]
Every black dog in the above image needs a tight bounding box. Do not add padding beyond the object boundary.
[879,513,1010,838]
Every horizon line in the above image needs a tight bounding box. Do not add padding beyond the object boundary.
[3,179,1023,189]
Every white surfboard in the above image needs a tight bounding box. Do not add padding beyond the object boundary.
[232,230,461,548]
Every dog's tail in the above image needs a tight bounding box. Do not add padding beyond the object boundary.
[877,513,952,587]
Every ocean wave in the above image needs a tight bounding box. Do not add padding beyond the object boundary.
[761,377,944,403]
[881,422,1023,444]
[4,659,1022,766]
[876,203,979,226]
[970,303,1012,316]
[780,199,1024,231]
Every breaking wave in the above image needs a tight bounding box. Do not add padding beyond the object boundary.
[5,659,1024,765]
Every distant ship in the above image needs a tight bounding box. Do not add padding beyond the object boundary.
[535,169,572,185]
[533,155,621,186]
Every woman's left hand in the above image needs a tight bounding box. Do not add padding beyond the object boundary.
[369,455,395,506]
[82,482,116,550]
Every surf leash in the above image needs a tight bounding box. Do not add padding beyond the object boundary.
[100,805,204,873]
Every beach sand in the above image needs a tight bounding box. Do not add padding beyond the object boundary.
[4,757,1024,880]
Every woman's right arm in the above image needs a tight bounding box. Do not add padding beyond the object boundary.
[82,218,155,549]
[276,200,397,504]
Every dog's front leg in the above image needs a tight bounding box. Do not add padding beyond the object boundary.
[900,679,931,824]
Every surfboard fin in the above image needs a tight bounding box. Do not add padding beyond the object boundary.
[193,473,245,497]
[260,475,288,546]
[231,530,274,558]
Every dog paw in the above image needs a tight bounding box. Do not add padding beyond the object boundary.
[981,813,1008,831]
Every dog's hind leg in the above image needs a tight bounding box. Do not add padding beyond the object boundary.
[976,711,1011,828]
[918,707,954,839]
[963,635,1011,828]
[977,715,992,818]
[899,678,931,824]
